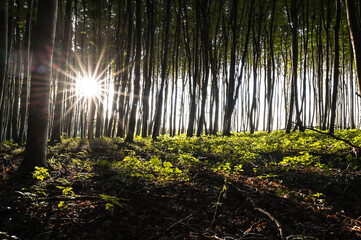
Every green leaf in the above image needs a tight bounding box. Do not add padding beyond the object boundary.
[150,156,162,166]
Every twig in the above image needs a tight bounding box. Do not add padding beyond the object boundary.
[241,233,273,239]
[38,195,100,202]
[232,185,285,240]
[254,207,285,240]
[166,214,193,231]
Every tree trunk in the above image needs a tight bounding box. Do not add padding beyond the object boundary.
[286,0,303,133]
[125,0,141,142]
[0,0,8,141]
[329,0,340,134]
[197,0,210,137]
[117,0,132,138]
[223,0,253,136]
[152,0,171,139]
[346,0,361,93]
[18,0,58,176]
[51,0,72,142]
[18,0,33,144]
[186,2,199,138]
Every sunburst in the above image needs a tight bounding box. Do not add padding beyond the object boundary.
[75,75,101,99]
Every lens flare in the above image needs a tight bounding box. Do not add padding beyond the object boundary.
[75,75,101,98]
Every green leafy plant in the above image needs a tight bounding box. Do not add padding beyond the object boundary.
[100,194,128,217]
[32,166,50,181]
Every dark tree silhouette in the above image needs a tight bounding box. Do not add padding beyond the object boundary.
[17,0,58,176]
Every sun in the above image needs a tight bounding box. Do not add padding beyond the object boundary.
[75,75,101,98]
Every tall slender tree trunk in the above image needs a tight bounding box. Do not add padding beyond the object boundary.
[117,0,132,138]
[286,0,303,133]
[141,0,154,138]
[267,0,276,133]
[152,0,171,139]
[0,0,8,141]
[125,0,141,142]
[223,0,253,136]
[223,0,238,136]
[349,45,356,129]
[18,0,33,144]
[329,0,340,134]
[197,0,210,137]
[51,0,72,142]
[95,0,104,138]
[12,0,22,141]
[186,27,198,137]
[346,0,361,93]
[322,0,331,130]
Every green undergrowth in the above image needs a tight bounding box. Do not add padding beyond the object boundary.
[6,129,361,221]
[20,129,361,189]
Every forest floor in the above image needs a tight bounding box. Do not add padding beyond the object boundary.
[1,130,361,240]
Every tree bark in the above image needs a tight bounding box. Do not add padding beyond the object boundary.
[18,0,58,176]
[329,0,340,134]
[346,0,361,93]
[152,0,171,139]
[18,0,34,144]
[51,0,73,142]
[117,0,132,138]
[0,0,7,142]
[125,0,141,142]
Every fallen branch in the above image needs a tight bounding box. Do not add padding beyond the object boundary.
[166,213,193,231]
[38,195,100,202]
[232,185,285,240]
[254,207,285,240]
[304,127,360,156]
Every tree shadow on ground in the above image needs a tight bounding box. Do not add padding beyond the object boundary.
[1,151,360,239]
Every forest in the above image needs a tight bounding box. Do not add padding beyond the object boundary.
[1,0,361,239]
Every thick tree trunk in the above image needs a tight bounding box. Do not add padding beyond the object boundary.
[18,0,58,176]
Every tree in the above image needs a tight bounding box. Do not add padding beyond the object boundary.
[117,0,133,138]
[222,0,253,136]
[18,0,34,144]
[329,0,340,134]
[51,0,73,142]
[346,0,361,93]
[125,0,141,143]
[17,0,58,176]
[152,0,172,139]
[285,0,304,133]
[0,0,8,141]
